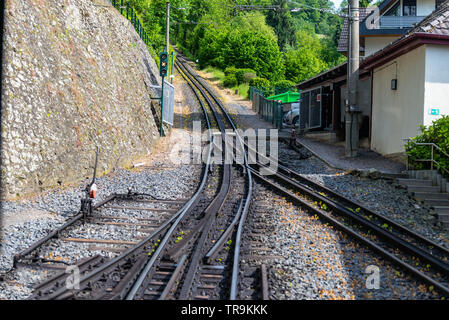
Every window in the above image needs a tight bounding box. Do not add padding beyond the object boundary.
[403,0,417,16]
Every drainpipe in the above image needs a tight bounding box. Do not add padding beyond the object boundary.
[345,0,360,157]
[0,0,6,198]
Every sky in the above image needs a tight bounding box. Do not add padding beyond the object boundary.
[331,0,344,9]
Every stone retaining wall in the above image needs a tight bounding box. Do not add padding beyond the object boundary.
[1,0,162,198]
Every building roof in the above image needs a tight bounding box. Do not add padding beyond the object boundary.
[337,7,376,52]
[298,1,449,88]
[408,0,449,35]
[296,62,347,90]
[362,0,449,69]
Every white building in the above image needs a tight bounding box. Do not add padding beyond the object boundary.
[297,0,449,156]
[363,3,449,155]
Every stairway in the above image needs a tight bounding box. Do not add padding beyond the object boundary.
[397,170,449,229]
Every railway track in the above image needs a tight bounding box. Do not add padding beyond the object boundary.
[12,191,191,299]
[7,51,255,301]
[247,155,449,297]
[176,54,449,298]
[175,56,261,300]
[121,56,254,300]
[9,49,449,300]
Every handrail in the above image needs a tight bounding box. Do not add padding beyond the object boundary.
[108,0,150,48]
[404,138,449,176]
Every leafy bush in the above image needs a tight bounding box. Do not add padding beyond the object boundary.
[249,77,272,96]
[272,79,297,95]
[223,74,238,88]
[405,115,449,175]
[235,68,257,84]
[243,72,257,83]
[224,66,238,76]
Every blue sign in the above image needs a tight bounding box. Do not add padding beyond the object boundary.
[429,108,440,116]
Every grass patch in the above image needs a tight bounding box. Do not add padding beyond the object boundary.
[203,66,225,82]
[234,83,249,99]
[201,66,249,100]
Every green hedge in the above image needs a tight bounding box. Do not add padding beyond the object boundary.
[235,68,257,85]
[405,115,449,175]
[249,77,272,96]
[224,66,238,76]
[272,80,297,95]
[223,74,238,88]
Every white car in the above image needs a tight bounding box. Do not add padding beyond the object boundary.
[283,108,299,127]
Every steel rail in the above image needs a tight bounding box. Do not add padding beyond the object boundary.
[13,194,117,267]
[275,161,449,258]
[238,125,449,263]
[174,59,235,299]
[252,163,449,274]
[159,254,188,300]
[123,61,215,300]
[204,199,244,264]
[176,56,254,300]
[250,169,449,296]
[245,133,449,261]
[44,122,213,300]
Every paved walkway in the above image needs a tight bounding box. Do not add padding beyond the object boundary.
[215,88,406,175]
[296,136,406,174]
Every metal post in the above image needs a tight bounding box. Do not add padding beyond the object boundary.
[345,0,360,157]
[431,144,434,170]
[160,78,165,136]
[126,3,129,20]
[120,0,123,15]
[166,1,170,52]
[170,51,174,84]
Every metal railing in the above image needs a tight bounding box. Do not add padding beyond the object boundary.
[404,139,449,176]
[250,87,284,129]
[108,0,150,47]
[379,16,425,29]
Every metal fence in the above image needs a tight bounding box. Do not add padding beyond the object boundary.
[108,0,150,47]
[249,87,283,129]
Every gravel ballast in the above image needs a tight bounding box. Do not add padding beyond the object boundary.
[187,65,449,299]
[0,69,204,300]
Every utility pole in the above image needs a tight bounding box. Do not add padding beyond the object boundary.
[160,1,170,136]
[345,0,360,157]
[166,1,170,52]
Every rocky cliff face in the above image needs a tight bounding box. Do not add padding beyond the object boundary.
[1,0,162,199]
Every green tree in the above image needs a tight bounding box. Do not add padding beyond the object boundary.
[284,48,327,83]
[266,0,297,51]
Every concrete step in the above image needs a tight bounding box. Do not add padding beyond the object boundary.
[383,173,408,179]
[433,206,449,215]
[407,185,441,193]
[397,178,433,187]
[414,192,449,201]
[425,199,449,206]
